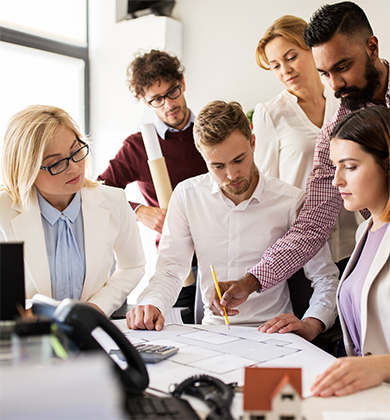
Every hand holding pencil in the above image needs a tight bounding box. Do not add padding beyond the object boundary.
[210,265,230,330]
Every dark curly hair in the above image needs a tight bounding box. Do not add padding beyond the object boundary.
[304,1,373,48]
[126,49,184,99]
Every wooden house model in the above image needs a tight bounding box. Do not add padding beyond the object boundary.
[243,367,303,420]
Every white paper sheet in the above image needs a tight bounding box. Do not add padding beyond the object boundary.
[110,321,336,398]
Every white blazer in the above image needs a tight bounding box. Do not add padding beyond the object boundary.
[337,218,390,356]
[0,184,146,316]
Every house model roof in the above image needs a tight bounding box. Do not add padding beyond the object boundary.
[243,367,302,411]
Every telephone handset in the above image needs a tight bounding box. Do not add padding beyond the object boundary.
[171,374,235,420]
[32,296,149,395]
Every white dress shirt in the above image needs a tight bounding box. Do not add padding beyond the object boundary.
[253,84,339,190]
[138,172,338,328]
[252,85,359,263]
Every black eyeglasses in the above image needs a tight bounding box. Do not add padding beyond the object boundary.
[145,83,182,108]
[40,140,89,176]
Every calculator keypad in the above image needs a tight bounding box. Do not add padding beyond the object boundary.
[134,343,179,363]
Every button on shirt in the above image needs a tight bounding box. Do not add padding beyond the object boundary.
[37,191,86,300]
[138,172,338,327]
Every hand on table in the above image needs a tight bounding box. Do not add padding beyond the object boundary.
[135,205,167,234]
[311,354,390,397]
[258,313,324,341]
[126,304,165,331]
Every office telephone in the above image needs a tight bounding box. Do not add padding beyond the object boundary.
[172,374,235,420]
[32,296,149,394]
[31,296,234,420]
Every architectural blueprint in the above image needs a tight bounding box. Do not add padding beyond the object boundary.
[108,322,336,397]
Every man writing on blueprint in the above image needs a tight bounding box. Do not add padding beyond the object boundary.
[127,100,339,343]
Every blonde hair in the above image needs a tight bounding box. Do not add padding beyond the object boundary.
[1,104,97,205]
[194,101,252,150]
[256,15,309,70]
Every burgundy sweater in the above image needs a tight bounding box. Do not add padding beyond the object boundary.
[98,124,207,211]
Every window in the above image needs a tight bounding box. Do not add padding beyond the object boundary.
[0,0,88,151]
[249,415,266,420]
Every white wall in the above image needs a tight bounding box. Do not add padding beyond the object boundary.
[89,0,390,174]
[171,0,390,115]
[89,1,186,302]
[89,1,182,176]
[88,0,390,302]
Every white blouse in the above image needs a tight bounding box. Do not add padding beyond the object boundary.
[253,84,339,191]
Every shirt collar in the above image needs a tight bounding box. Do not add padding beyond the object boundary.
[154,110,195,139]
[38,191,81,225]
[281,89,298,102]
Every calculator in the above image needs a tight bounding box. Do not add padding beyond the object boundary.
[134,343,179,363]
[110,343,179,364]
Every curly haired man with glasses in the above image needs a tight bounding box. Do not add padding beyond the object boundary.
[98,50,207,322]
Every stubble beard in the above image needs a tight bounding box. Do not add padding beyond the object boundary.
[221,163,256,196]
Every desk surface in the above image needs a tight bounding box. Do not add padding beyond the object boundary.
[1,319,389,420]
[304,385,390,420]
[112,321,390,420]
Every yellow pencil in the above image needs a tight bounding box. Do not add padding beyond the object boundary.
[210,265,230,330]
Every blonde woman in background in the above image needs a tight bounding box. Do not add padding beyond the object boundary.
[253,15,339,191]
[0,105,145,317]
[252,16,343,339]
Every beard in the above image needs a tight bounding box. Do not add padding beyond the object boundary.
[164,105,188,128]
[220,163,256,197]
[334,54,382,111]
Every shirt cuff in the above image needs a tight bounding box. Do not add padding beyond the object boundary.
[302,303,337,331]
[134,204,144,215]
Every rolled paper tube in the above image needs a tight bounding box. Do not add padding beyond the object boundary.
[147,157,173,210]
[147,158,195,287]
[140,123,163,161]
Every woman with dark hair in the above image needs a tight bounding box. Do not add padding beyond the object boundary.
[312,107,390,396]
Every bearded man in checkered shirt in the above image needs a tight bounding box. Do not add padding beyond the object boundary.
[209,1,390,321]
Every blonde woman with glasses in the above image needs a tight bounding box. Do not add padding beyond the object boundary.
[0,105,145,317]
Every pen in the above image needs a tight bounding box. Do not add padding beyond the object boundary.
[210,265,230,330]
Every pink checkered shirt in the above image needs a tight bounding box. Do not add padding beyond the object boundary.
[249,61,390,291]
